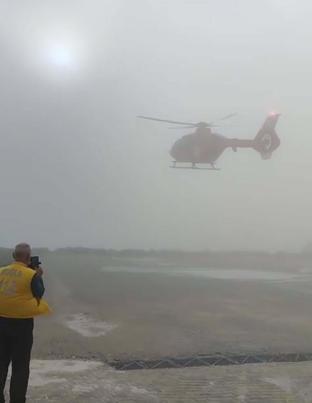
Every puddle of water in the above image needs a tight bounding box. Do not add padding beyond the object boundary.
[102,267,300,281]
[172,269,297,281]
[65,313,118,337]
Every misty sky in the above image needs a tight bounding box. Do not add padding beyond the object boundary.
[0,0,311,251]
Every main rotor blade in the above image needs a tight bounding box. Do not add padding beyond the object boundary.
[218,113,237,121]
[137,115,197,126]
[168,125,197,129]
[207,113,237,126]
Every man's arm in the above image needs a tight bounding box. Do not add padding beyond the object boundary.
[31,274,45,299]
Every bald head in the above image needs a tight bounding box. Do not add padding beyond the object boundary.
[13,243,31,265]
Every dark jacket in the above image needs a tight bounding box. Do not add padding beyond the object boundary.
[30,275,45,299]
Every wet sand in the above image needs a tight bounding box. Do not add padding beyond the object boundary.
[31,252,312,362]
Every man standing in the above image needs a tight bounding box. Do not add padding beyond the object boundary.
[0,243,51,403]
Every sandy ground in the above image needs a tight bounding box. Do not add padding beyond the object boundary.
[4,359,312,402]
[33,259,312,361]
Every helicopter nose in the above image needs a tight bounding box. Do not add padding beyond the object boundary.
[170,142,179,160]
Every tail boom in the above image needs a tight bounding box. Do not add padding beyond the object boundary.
[226,114,281,159]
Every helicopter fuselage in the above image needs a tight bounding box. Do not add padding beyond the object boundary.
[170,130,233,164]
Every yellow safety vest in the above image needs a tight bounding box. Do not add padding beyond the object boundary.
[0,262,51,319]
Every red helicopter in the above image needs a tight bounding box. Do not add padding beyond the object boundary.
[138,113,280,170]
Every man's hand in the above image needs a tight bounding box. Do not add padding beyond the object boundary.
[35,267,43,277]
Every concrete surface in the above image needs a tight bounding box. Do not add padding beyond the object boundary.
[9,359,312,402]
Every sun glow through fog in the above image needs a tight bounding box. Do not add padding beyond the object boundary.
[36,32,86,78]
[48,44,75,68]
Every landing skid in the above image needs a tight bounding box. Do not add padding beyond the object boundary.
[170,162,220,171]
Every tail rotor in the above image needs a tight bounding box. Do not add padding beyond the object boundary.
[254,113,281,159]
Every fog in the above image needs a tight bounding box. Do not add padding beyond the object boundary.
[0,0,311,251]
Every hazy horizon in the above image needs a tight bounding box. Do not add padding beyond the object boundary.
[0,0,311,252]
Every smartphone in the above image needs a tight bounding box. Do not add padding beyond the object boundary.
[29,256,42,269]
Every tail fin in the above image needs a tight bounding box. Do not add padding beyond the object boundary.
[254,113,280,159]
